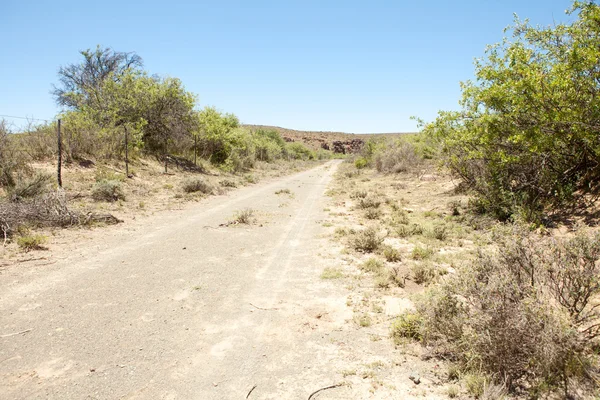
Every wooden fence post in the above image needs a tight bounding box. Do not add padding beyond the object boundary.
[57,119,62,188]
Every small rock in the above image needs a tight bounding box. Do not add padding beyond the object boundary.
[409,372,421,385]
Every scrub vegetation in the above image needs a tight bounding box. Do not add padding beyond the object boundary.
[0,46,330,247]
[322,4,600,398]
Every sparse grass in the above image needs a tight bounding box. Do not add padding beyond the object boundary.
[182,177,213,194]
[321,267,344,279]
[429,224,448,241]
[411,245,434,260]
[354,314,372,327]
[275,188,292,195]
[341,369,357,377]
[396,223,424,238]
[334,227,347,237]
[95,168,126,183]
[360,257,385,273]
[244,174,257,184]
[464,374,486,399]
[16,234,47,251]
[447,385,459,398]
[448,364,460,381]
[92,179,125,202]
[350,226,384,253]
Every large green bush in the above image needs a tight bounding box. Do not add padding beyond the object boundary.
[423,1,600,221]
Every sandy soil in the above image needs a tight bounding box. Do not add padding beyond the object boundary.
[0,160,456,399]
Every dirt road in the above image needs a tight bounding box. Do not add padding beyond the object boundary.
[1,160,367,399]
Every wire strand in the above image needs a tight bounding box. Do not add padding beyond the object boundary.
[0,114,52,122]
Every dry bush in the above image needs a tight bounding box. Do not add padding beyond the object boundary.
[416,228,600,396]
[0,120,29,188]
[234,208,255,224]
[357,197,381,209]
[0,191,82,237]
[9,173,53,201]
[350,226,384,253]
[374,141,425,175]
[382,245,401,262]
[182,177,213,194]
[350,190,368,199]
[219,179,237,188]
[411,262,437,284]
[364,207,382,220]
[92,180,125,202]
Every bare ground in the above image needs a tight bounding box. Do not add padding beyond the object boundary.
[0,160,458,399]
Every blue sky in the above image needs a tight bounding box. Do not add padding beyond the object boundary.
[2,0,575,133]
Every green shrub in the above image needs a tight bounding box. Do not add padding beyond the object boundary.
[92,180,125,202]
[286,142,315,160]
[182,177,213,194]
[390,312,423,344]
[422,3,600,221]
[16,234,47,251]
[354,157,368,169]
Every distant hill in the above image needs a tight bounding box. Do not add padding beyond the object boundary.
[243,124,415,151]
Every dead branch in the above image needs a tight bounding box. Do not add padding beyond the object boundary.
[307,383,343,400]
[1,328,32,338]
[245,384,257,399]
[249,303,279,311]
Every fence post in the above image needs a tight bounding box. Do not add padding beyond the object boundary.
[194,135,197,166]
[164,136,168,173]
[57,119,62,188]
[124,126,129,177]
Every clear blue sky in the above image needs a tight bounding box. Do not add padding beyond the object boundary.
[2,0,575,133]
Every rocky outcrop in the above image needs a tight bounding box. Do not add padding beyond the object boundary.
[331,139,364,154]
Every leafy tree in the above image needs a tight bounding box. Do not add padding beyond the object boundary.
[423,1,600,221]
[52,45,143,111]
[196,106,240,164]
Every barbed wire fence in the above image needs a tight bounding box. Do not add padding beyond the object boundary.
[1,114,63,188]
